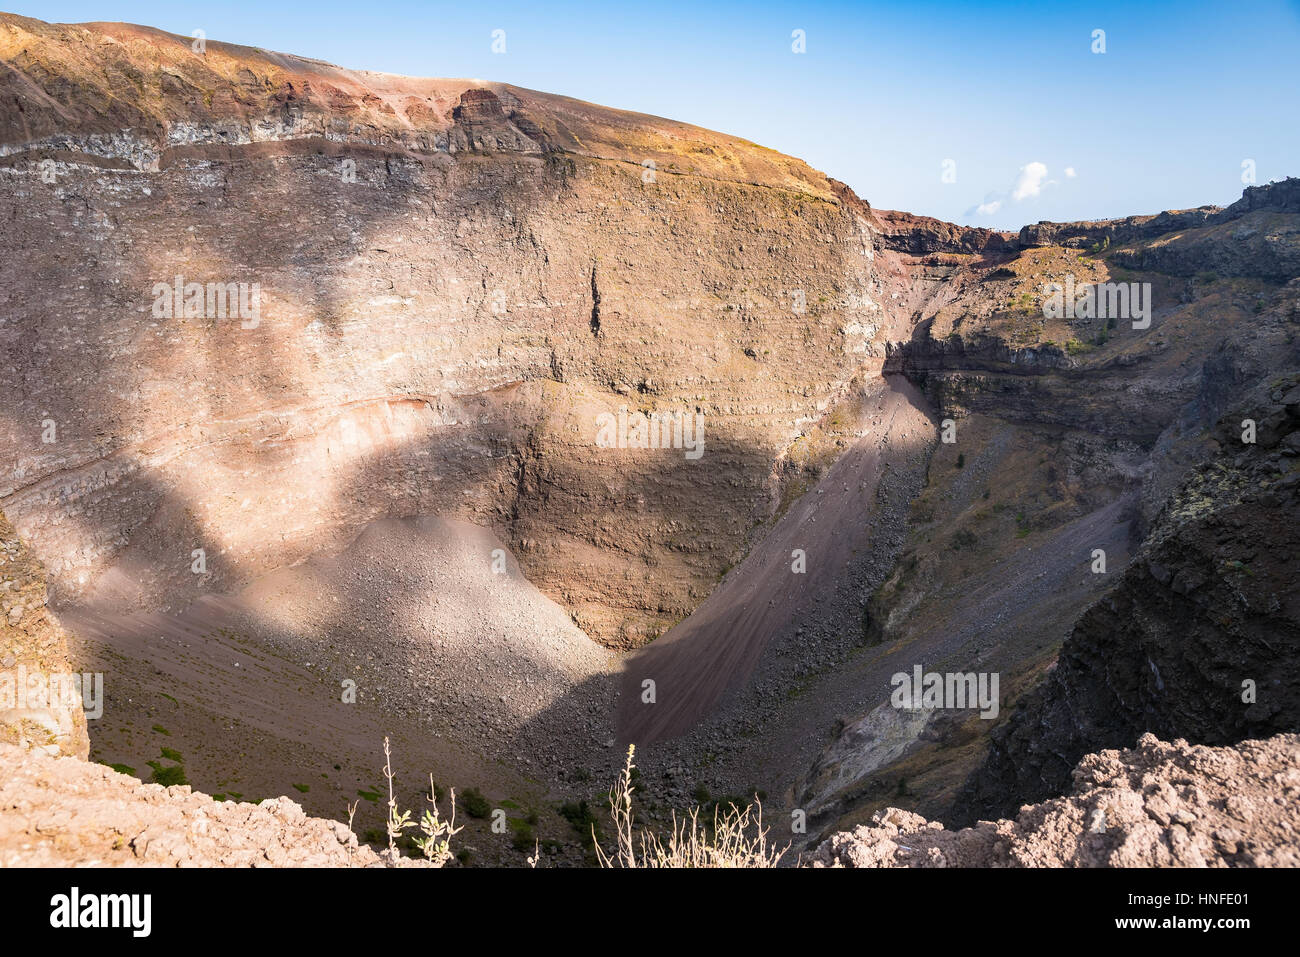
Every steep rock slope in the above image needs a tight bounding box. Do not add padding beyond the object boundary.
[953,375,1300,824]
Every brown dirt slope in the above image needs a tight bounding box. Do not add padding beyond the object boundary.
[617,374,933,744]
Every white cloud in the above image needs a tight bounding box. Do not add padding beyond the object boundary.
[1011,161,1050,201]
[966,161,1074,220]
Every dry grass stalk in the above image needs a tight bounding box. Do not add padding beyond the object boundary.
[595,745,787,868]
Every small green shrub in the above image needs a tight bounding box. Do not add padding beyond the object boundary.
[148,763,188,787]
[559,799,601,848]
[951,528,978,551]
[509,819,536,852]
[460,787,491,819]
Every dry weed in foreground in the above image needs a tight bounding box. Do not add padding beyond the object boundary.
[595,745,788,868]
[380,736,462,866]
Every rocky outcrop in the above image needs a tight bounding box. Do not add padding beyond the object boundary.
[17,723,1295,868]
[1018,208,1217,250]
[872,208,1015,256]
[0,742,406,866]
[1020,179,1300,282]
[810,733,1300,867]
[0,509,89,758]
[1110,211,1300,283]
[952,375,1300,824]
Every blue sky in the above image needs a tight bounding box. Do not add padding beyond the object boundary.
[11,1,1300,228]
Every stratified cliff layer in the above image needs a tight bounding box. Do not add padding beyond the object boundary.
[0,14,833,197]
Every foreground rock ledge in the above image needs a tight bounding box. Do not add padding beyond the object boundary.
[0,743,427,867]
[809,733,1300,867]
[4,733,1297,867]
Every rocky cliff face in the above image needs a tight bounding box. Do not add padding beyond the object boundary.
[1019,180,1300,282]
[953,376,1300,825]
[0,14,924,651]
[884,181,1300,447]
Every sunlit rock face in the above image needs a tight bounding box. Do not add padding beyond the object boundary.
[0,14,931,647]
